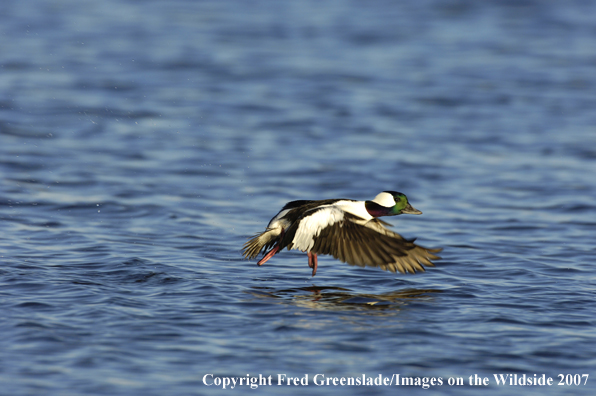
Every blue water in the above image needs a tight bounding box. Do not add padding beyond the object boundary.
[1,0,595,395]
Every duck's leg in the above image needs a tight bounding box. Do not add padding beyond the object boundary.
[257,229,284,266]
[257,245,279,266]
[307,252,318,277]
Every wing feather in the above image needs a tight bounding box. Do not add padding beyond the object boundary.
[307,213,441,274]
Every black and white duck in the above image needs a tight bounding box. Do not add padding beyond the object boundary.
[243,191,442,277]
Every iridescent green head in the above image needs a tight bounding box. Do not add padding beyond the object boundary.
[365,191,422,217]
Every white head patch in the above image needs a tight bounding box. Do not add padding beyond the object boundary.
[372,192,396,207]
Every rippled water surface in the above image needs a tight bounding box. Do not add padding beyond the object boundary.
[1,0,596,395]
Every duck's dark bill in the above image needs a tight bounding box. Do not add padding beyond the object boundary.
[402,204,422,215]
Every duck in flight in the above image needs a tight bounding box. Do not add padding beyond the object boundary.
[243,191,441,277]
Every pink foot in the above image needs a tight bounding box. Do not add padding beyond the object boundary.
[258,245,279,266]
[308,252,318,277]
[257,229,285,266]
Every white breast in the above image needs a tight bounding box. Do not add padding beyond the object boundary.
[334,200,372,220]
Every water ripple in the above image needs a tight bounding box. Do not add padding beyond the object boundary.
[1,0,596,395]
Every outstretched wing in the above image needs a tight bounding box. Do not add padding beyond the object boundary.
[286,210,441,274]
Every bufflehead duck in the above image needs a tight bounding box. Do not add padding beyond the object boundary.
[243,191,441,277]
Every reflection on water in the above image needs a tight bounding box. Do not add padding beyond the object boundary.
[249,286,443,312]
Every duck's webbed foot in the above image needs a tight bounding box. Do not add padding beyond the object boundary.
[257,229,284,266]
[257,245,279,266]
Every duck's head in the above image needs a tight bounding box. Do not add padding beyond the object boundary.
[365,191,422,217]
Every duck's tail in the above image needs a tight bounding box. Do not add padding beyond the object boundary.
[242,228,283,260]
